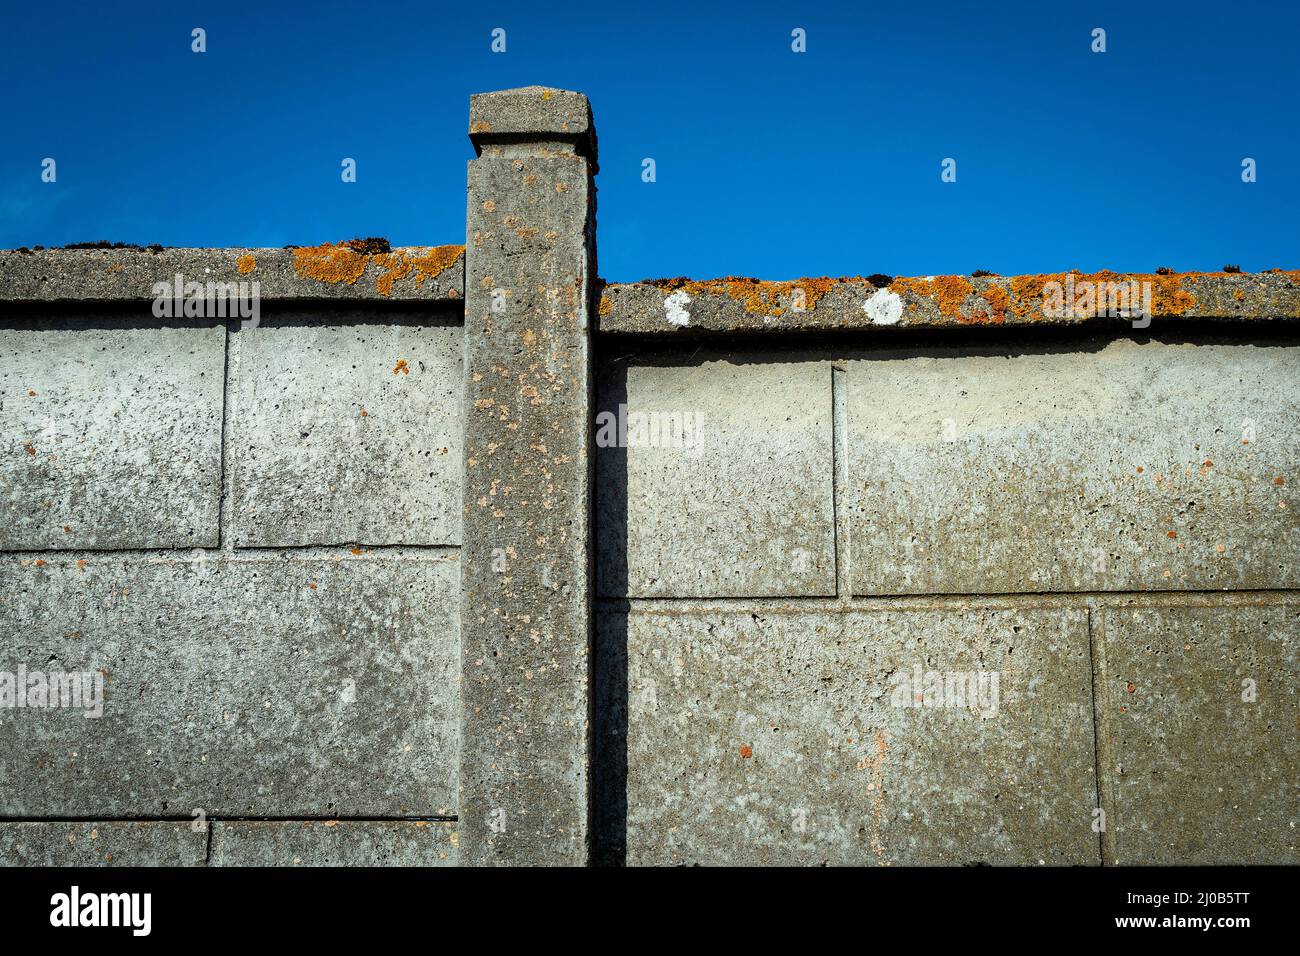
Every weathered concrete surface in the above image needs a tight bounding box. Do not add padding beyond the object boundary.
[1099,602,1298,864]
[460,87,595,865]
[470,86,593,150]
[0,821,207,866]
[209,821,458,866]
[595,356,835,597]
[601,605,1098,866]
[848,337,1299,595]
[599,271,1300,334]
[0,318,223,550]
[0,553,458,817]
[229,310,462,546]
[0,245,464,302]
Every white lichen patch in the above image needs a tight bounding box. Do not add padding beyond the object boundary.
[664,290,692,327]
[863,288,903,326]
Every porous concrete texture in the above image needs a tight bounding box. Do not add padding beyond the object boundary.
[2,88,1298,868]
[470,86,594,149]
[600,605,1098,866]
[848,337,1299,595]
[596,355,835,597]
[228,308,463,547]
[0,245,464,302]
[1098,601,1298,864]
[0,317,224,550]
[0,821,207,866]
[0,552,459,818]
[598,270,1300,334]
[459,86,596,866]
[209,821,458,866]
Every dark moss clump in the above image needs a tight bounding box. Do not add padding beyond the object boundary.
[343,237,392,255]
[63,240,150,251]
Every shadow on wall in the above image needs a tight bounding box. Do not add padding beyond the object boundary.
[593,350,629,866]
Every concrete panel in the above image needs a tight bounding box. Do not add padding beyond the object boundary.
[849,338,1299,594]
[210,820,458,866]
[0,318,223,550]
[229,311,462,547]
[1100,602,1298,864]
[0,821,206,866]
[601,605,1098,865]
[596,357,836,598]
[0,553,458,817]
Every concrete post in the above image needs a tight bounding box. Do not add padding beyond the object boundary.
[459,87,597,865]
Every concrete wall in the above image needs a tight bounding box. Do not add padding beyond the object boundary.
[1,303,465,865]
[1,87,1296,866]
[592,338,1297,865]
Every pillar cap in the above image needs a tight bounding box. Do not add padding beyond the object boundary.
[468,87,596,160]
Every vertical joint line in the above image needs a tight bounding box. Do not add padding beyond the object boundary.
[831,365,850,605]
[1087,603,1116,865]
[217,321,233,555]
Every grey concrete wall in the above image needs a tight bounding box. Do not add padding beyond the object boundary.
[594,335,1298,866]
[1,304,464,866]
[2,87,1297,867]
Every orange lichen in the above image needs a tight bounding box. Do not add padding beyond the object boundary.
[1152,274,1197,315]
[973,282,1011,323]
[292,243,367,286]
[598,295,612,317]
[1003,270,1202,321]
[236,254,256,274]
[292,242,463,296]
[739,744,753,758]
[373,252,412,296]
[409,245,465,287]
[648,276,839,316]
[393,359,409,375]
[470,120,492,134]
[889,276,975,320]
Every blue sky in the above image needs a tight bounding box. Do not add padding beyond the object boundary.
[1,0,1295,281]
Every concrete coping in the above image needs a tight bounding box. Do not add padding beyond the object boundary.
[0,244,464,303]
[597,270,1300,334]
[7,256,1299,333]
[468,86,596,164]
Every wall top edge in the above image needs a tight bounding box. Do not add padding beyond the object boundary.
[597,271,1300,333]
[0,244,465,303]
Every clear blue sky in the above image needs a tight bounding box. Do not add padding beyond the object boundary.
[2,0,1295,281]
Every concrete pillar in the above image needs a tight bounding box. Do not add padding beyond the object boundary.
[459,87,597,865]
